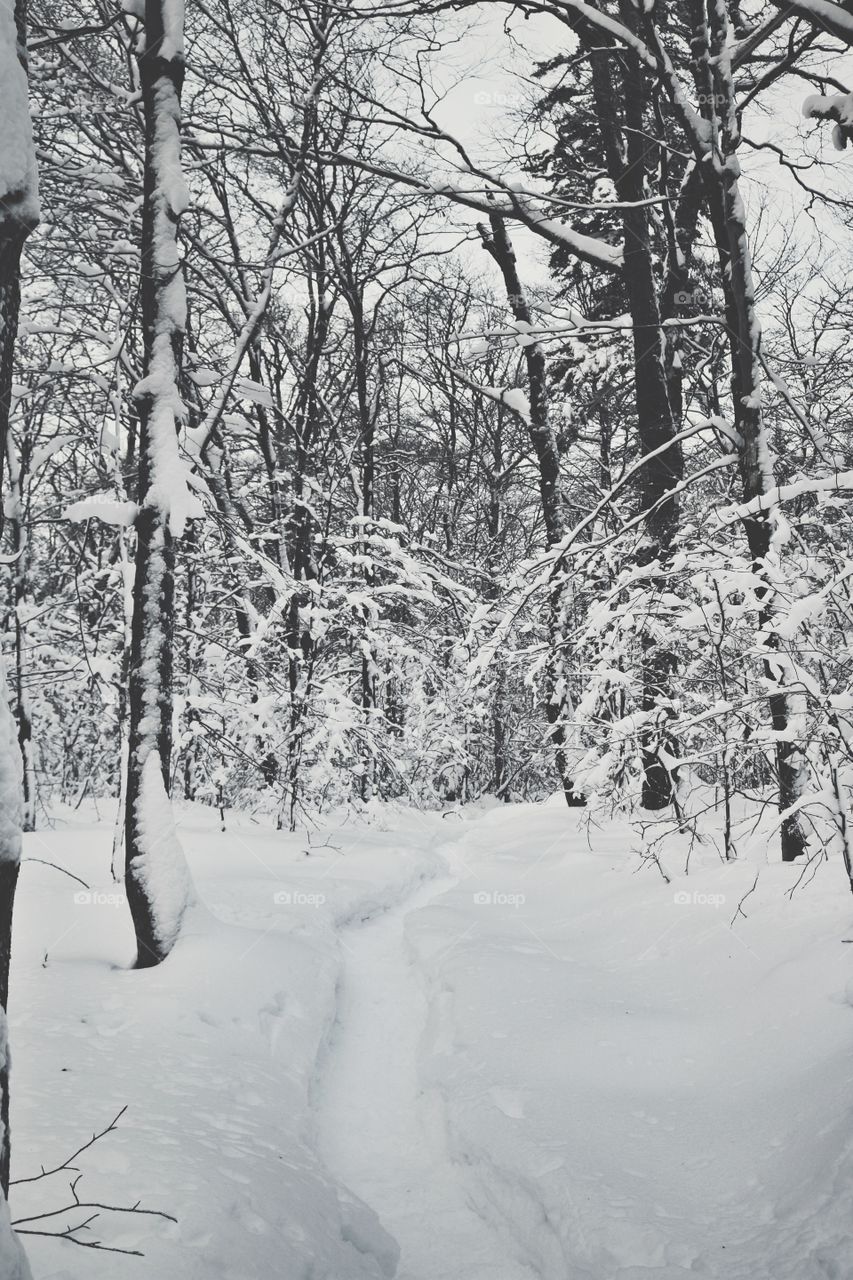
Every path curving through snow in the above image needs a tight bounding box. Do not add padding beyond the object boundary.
[315,870,540,1280]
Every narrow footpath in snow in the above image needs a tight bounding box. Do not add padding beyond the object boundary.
[315,871,540,1280]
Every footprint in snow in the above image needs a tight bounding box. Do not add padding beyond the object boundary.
[488,1086,526,1119]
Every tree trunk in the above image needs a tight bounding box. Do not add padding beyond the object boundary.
[350,288,379,802]
[5,438,33,831]
[0,8,37,1263]
[590,12,683,809]
[479,214,585,806]
[693,0,810,861]
[124,0,195,965]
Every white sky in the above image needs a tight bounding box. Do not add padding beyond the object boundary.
[379,5,853,294]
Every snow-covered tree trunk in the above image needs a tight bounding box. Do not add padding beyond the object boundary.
[479,214,585,806]
[697,0,810,862]
[484,421,510,800]
[282,262,332,830]
[110,530,134,881]
[0,1,36,1270]
[349,284,380,803]
[125,0,196,965]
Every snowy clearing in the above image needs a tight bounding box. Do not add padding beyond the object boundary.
[9,3,853,1278]
[9,800,853,1279]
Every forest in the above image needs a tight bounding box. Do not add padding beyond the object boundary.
[2,0,853,1276]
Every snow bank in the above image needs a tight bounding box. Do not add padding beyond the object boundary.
[11,801,442,1278]
[14,798,853,1278]
[406,803,853,1280]
[0,1198,30,1280]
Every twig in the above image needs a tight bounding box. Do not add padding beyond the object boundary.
[15,1227,144,1256]
[731,873,759,927]
[22,858,90,890]
[11,1106,127,1186]
[13,1165,176,1258]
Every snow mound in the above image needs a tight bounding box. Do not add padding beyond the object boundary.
[11,802,443,1278]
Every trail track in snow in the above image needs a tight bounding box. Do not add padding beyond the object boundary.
[315,866,540,1280]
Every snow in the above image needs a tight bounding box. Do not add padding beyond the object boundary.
[10,798,853,1278]
[129,754,195,956]
[11,802,443,1277]
[802,92,853,149]
[405,805,853,1279]
[501,387,531,418]
[786,0,853,45]
[316,873,539,1280]
[803,93,853,127]
[0,653,22,865]
[233,377,273,408]
[0,0,39,224]
[131,25,202,539]
[0,679,26,1272]
[64,496,139,528]
[0,1190,30,1280]
[187,367,220,387]
[158,0,186,62]
[477,385,532,423]
[423,177,623,271]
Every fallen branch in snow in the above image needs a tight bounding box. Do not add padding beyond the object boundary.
[303,832,342,857]
[730,874,759,927]
[12,1171,177,1256]
[10,1107,176,1256]
[14,1223,144,1256]
[11,1106,128,1186]
[20,858,89,890]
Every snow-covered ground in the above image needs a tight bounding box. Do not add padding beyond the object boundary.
[9,797,853,1279]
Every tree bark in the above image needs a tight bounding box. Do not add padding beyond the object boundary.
[125,0,195,963]
[479,214,585,806]
[690,0,810,860]
[4,437,33,832]
[0,0,37,1241]
[590,11,683,809]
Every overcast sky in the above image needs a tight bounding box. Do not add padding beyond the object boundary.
[378,6,853,295]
